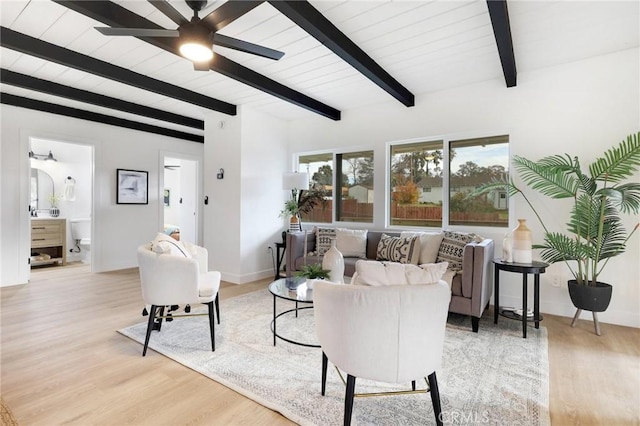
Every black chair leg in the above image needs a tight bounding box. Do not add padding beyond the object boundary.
[344,375,356,426]
[215,293,220,324]
[207,301,216,351]
[321,352,328,396]
[412,380,416,391]
[143,305,157,357]
[155,306,165,331]
[428,372,443,426]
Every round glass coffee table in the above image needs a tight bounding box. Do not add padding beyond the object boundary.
[268,277,319,348]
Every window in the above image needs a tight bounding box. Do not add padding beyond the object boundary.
[389,135,509,228]
[449,135,509,227]
[336,151,374,223]
[389,140,444,227]
[298,153,333,223]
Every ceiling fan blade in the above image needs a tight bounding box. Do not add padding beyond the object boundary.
[148,0,188,26]
[95,27,179,37]
[200,1,262,31]
[213,33,284,60]
[193,60,211,71]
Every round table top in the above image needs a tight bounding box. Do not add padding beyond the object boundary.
[268,277,313,303]
[493,258,549,273]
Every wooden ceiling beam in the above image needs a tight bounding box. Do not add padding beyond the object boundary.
[57,0,341,120]
[268,0,415,107]
[0,26,236,115]
[1,69,204,130]
[1,93,204,143]
[487,0,517,87]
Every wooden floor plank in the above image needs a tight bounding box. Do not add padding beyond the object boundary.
[1,263,639,425]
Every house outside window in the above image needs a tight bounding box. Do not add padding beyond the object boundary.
[336,151,374,223]
[389,135,509,228]
[449,135,509,227]
[298,153,333,223]
[390,140,444,227]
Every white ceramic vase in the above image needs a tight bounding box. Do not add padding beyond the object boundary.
[322,239,344,283]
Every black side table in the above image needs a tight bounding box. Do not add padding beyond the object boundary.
[274,241,286,280]
[493,259,549,338]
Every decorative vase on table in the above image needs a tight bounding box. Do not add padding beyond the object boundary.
[49,207,60,218]
[322,239,344,283]
[512,219,532,264]
[289,215,300,233]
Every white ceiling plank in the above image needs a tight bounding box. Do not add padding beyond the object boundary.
[0,0,30,28]
[9,1,67,38]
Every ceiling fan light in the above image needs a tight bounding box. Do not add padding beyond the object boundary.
[180,42,213,62]
[179,22,213,62]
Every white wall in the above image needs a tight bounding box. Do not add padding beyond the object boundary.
[203,107,288,284]
[287,48,640,327]
[0,105,204,286]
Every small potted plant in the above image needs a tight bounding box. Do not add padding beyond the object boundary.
[47,194,61,217]
[295,263,330,289]
[473,132,640,334]
[279,198,300,232]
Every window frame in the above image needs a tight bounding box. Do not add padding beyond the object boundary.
[386,133,510,231]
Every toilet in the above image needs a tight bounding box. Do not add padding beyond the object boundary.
[70,218,91,263]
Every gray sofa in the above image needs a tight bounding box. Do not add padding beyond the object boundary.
[286,230,494,332]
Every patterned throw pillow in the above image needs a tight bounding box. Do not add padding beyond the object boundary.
[315,227,336,256]
[436,230,482,272]
[376,234,421,264]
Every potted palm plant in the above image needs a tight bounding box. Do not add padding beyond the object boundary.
[474,132,640,334]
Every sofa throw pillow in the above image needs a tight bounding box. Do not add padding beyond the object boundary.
[376,234,421,264]
[151,232,191,258]
[400,231,444,264]
[336,228,367,258]
[353,260,448,286]
[436,230,481,272]
[315,227,336,256]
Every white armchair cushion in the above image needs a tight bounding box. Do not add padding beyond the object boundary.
[314,281,451,383]
[199,271,221,298]
[352,260,448,286]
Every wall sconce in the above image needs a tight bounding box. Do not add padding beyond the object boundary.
[29,150,57,161]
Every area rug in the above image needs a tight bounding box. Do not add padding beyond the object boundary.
[118,290,550,425]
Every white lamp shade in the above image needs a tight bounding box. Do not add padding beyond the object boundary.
[282,172,309,191]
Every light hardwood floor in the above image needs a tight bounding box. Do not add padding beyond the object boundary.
[1,263,639,425]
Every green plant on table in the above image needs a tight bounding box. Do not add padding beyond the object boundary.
[472,132,640,286]
[295,263,330,280]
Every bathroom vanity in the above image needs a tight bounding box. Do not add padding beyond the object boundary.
[31,218,67,267]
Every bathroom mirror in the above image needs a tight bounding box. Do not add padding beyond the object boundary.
[30,168,54,212]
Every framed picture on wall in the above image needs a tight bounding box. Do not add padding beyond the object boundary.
[117,169,148,204]
[164,189,170,206]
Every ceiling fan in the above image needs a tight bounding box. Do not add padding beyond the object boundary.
[95,0,284,71]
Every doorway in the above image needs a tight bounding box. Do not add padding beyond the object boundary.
[163,156,198,244]
[29,137,94,271]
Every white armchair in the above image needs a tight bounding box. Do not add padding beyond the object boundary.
[313,280,451,426]
[137,242,221,356]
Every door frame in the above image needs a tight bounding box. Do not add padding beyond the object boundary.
[159,151,203,245]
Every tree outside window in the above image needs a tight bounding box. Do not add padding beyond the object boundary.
[449,136,509,227]
[298,153,333,223]
[336,151,374,223]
